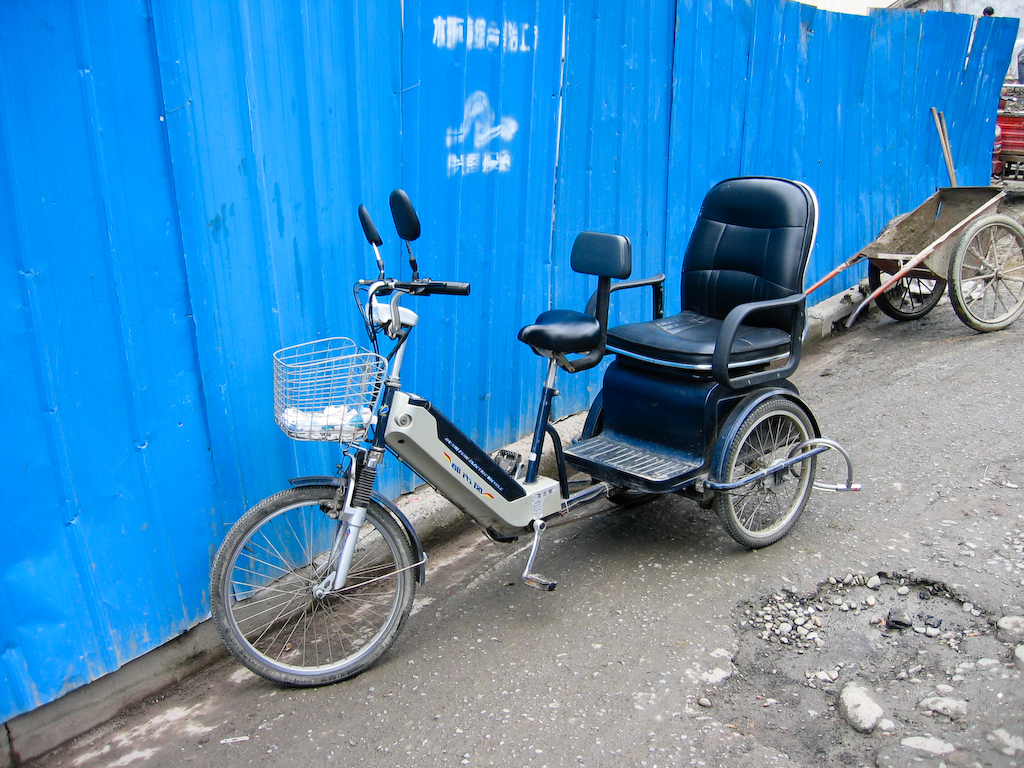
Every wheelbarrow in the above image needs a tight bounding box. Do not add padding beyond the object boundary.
[807,186,1024,332]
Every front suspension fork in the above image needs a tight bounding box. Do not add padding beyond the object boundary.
[312,448,383,597]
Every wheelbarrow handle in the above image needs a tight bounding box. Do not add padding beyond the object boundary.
[805,254,865,296]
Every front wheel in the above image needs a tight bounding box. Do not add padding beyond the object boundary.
[948,214,1024,332]
[210,486,417,686]
[713,397,817,549]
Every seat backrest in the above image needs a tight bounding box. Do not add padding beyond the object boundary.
[681,177,817,329]
[571,231,632,279]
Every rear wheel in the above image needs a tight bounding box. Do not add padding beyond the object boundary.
[948,214,1024,332]
[210,486,417,686]
[714,397,816,549]
[868,262,945,321]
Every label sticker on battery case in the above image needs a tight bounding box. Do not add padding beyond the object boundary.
[531,485,556,516]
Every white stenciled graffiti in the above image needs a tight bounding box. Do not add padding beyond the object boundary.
[446,91,518,177]
[446,92,518,149]
[432,16,537,53]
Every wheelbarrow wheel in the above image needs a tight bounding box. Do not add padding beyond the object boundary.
[713,397,816,549]
[867,263,945,321]
[948,214,1024,332]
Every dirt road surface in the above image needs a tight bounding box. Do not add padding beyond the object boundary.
[29,300,1024,768]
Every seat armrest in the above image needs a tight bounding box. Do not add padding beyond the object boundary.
[564,274,666,375]
[711,293,806,389]
[585,273,666,318]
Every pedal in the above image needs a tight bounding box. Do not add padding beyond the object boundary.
[522,519,557,591]
[494,448,523,477]
[524,573,557,591]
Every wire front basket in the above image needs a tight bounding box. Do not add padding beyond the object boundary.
[273,337,387,443]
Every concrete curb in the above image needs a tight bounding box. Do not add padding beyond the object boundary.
[4,622,226,766]
[805,281,871,350]
[4,287,869,766]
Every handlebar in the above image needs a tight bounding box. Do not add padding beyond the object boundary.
[400,279,471,296]
[361,278,471,297]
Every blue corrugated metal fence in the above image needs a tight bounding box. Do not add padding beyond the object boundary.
[0,0,1015,723]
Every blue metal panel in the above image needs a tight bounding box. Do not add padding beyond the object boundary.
[549,0,678,416]
[150,1,404,505]
[398,0,566,449]
[665,1,1016,307]
[954,15,1020,182]
[0,0,218,721]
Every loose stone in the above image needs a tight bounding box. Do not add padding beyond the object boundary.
[838,682,885,733]
[987,727,1024,756]
[866,574,882,589]
[887,609,913,630]
[901,736,956,756]
[996,615,1024,644]
[918,695,968,720]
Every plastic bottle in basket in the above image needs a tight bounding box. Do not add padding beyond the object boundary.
[281,405,373,441]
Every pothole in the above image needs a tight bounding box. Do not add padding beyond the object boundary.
[703,572,1023,768]
[740,571,989,657]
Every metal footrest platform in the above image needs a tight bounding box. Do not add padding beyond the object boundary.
[564,434,702,489]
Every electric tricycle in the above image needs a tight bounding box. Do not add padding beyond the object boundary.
[210,176,859,686]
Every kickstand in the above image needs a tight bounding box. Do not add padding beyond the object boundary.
[523,519,557,591]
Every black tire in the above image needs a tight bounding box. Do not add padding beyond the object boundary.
[868,262,945,321]
[714,397,816,549]
[947,214,1024,332]
[210,486,417,686]
[608,487,657,505]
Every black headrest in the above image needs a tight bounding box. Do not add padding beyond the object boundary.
[698,177,814,230]
[570,232,632,279]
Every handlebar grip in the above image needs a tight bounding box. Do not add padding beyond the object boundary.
[427,281,471,296]
[391,280,471,296]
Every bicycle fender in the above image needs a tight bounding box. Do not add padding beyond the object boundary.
[287,476,427,584]
[580,389,604,440]
[709,387,820,484]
